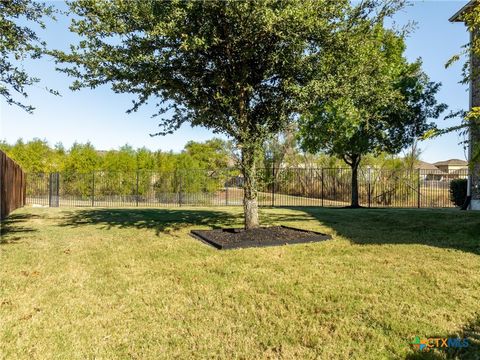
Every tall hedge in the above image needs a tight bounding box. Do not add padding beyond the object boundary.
[450,179,468,207]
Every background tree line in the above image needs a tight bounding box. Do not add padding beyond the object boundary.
[0,136,421,175]
[0,138,234,199]
[1,135,425,203]
[0,138,231,174]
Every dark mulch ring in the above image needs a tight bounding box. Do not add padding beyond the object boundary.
[191,225,332,250]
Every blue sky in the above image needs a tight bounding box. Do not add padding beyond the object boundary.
[0,1,473,163]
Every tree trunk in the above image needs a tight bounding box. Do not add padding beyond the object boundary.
[351,162,360,208]
[343,154,361,208]
[241,144,259,229]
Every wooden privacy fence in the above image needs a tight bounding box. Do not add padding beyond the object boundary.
[0,150,26,220]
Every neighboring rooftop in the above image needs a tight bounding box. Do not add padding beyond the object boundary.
[433,159,468,166]
[449,0,477,23]
[415,160,440,171]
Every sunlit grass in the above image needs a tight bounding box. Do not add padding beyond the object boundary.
[1,206,479,359]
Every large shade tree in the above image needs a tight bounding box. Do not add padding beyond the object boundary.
[53,0,402,228]
[299,28,447,208]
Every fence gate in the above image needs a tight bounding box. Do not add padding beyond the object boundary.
[49,173,60,207]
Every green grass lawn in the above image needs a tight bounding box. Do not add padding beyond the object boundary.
[1,206,479,359]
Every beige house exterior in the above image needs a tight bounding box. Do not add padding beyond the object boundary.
[415,159,469,181]
[433,159,468,174]
[414,160,443,181]
[450,1,480,209]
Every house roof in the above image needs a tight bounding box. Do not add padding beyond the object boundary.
[449,0,477,23]
[433,159,468,166]
[415,160,440,171]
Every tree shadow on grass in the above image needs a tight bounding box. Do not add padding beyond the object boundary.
[0,213,38,245]
[291,207,480,256]
[405,314,480,359]
[59,208,243,235]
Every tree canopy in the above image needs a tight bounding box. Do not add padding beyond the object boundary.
[0,0,56,112]
[299,27,447,207]
[52,0,403,228]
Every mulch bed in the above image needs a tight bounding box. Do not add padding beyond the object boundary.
[190,225,331,250]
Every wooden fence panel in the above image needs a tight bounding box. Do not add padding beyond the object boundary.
[0,150,26,220]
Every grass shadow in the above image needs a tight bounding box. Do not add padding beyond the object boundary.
[287,207,480,256]
[0,213,38,245]
[405,314,480,359]
[59,208,241,235]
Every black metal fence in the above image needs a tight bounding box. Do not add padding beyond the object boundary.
[25,168,467,209]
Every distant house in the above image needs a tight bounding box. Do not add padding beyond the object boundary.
[433,159,468,174]
[414,160,443,181]
[414,159,469,181]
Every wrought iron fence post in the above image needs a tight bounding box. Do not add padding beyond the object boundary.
[178,170,183,207]
[136,170,139,207]
[272,166,275,207]
[333,169,336,201]
[56,173,59,207]
[49,172,60,208]
[91,171,95,207]
[225,177,228,206]
[321,168,324,207]
[368,168,371,208]
[417,168,421,208]
[48,173,52,207]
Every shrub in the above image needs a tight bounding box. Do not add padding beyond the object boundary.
[450,179,468,207]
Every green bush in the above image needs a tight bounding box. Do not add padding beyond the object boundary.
[450,179,468,207]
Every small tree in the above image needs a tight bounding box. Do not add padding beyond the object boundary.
[53,0,399,228]
[299,28,447,207]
